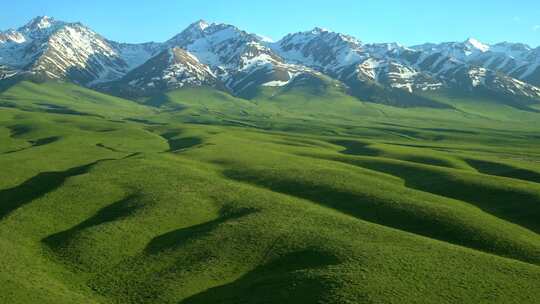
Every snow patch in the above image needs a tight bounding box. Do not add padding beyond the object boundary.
[465,38,490,53]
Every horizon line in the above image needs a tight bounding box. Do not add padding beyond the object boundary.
[2,15,539,48]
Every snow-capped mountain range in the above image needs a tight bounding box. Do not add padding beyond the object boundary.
[2,16,540,104]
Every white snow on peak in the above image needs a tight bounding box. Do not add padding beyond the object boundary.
[183,19,232,35]
[34,16,54,29]
[464,38,490,52]
[21,16,60,33]
[412,38,492,62]
[193,20,210,31]
[168,21,275,72]
[272,27,364,72]
[3,16,540,98]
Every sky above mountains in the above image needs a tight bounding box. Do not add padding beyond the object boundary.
[1,0,540,46]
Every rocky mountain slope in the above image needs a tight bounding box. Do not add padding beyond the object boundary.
[98,47,220,96]
[271,29,540,102]
[0,16,160,85]
[2,16,540,106]
[163,20,315,96]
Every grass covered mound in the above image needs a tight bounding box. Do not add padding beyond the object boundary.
[0,81,539,303]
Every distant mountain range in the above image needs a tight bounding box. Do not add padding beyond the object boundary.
[2,16,540,107]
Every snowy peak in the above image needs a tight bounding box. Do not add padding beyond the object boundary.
[166,22,316,96]
[22,16,56,30]
[177,19,213,39]
[411,38,540,87]
[273,27,363,72]
[279,27,361,46]
[100,46,218,95]
[0,16,63,45]
[191,19,210,31]
[412,38,489,61]
[29,23,129,84]
[18,16,65,40]
[168,20,253,48]
[0,17,161,85]
[2,16,540,103]
[464,38,490,52]
[167,21,277,71]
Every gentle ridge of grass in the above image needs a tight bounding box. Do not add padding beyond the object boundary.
[0,81,539,303]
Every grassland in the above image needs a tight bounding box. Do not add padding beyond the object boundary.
[0,80,539,303]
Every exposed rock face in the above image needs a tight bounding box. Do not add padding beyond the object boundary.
[2,16,540,102]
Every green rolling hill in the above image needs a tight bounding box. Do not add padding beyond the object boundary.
[0,80,540,303]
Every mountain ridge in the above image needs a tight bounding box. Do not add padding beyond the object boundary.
[1,16,540,107]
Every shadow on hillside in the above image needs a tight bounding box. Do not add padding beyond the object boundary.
[179,249,339,304]
[160,132,203,152]
[465,158,540,184]
[330,140,378,156]
[0,160,110,221]
[145,208,257,254]
[96,143,125,153]
[331,140,457,168]
[420,128,478,135]
[3,136,61,154]
[223,163,539,265]
[42,194,142,251]
[314,155,540,234]
[6,124,32,138]
[123,118,168,126]
[0,75,23,94]
[223,168,456,236]
[35,103,102,117]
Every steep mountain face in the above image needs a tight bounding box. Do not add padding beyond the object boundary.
[165,20,314,96]
[510,47,540,86]
[1,16,540,106]
[271,30,450,105]
[166,20,266,69]
[0,16,65,69]
[99,47,219,96]
[413,39,540,87]
[450,66,540,101]
[107,41,163,73]
[0,16,160,85]
[350,48,443,93]
[271,27,365,73]
[413,38,491,62]
[271,31,540,102]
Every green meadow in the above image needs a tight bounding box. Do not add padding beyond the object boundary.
[0,80,539,303]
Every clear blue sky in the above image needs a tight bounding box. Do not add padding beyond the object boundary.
[1,0,540,46]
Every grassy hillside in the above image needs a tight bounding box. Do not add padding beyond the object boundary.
[1,81,539,303]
